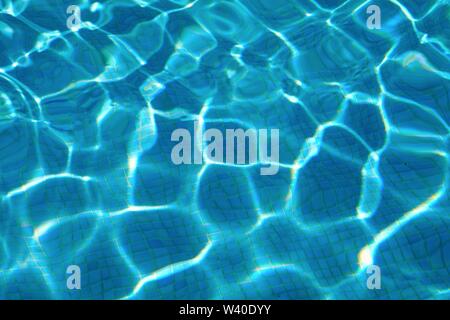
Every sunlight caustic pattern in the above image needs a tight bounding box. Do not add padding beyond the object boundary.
[0,0,449,299]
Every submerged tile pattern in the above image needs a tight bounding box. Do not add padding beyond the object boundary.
[0,0,449,299]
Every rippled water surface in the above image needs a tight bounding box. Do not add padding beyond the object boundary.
[0,0,449,299]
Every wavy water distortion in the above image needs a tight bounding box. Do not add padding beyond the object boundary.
[0,0,449,299]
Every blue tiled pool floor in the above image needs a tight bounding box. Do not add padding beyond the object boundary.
[0,0,449,299]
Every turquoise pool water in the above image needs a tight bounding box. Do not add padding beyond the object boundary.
[0,0,449,299]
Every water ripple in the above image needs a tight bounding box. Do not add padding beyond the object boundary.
[0,0,448,299]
